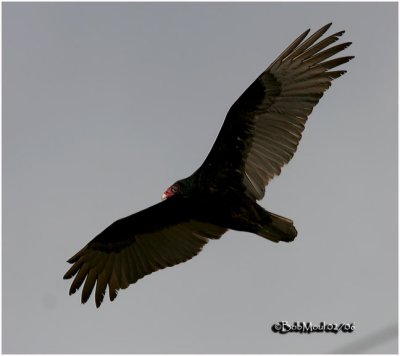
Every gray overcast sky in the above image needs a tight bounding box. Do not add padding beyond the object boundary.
[3,2,397,354]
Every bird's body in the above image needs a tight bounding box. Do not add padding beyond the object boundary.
[64,23,353,307]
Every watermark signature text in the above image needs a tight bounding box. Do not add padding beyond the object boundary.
[271,321,355,334]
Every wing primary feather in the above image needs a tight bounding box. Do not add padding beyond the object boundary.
[81,269,97,304]
[107,254,119,302]
[287,25,337,60]
[305,42,352,65]
[63,259,84,280]
[66,247,86,264]
[95,272,107,307]
[292,32,345,63]
[69,262,90,295]
[326,70,347,80]
[95,256,114,307]
[267,28,311,71]
[319,56,354,69]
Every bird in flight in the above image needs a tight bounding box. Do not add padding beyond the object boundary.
[64,23,353,307]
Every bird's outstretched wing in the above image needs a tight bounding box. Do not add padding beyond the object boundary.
[196,23,353,200]
[63,197,227,307]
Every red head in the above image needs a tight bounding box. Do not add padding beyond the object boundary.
[162,183,181,201]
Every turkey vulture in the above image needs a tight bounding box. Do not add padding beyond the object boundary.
[64,23,353,307]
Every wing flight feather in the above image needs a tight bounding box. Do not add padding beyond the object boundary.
[63,199,227,307]
[196,23,353,200]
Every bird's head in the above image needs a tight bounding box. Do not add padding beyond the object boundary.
[162,180,184,201]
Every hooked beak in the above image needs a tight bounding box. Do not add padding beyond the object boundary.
[161,193,167,201]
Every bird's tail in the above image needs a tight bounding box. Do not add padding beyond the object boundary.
[257,212,297,243]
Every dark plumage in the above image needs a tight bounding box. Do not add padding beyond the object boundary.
[64,23,353,307]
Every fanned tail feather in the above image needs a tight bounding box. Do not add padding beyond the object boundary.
[257,212,297,243]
